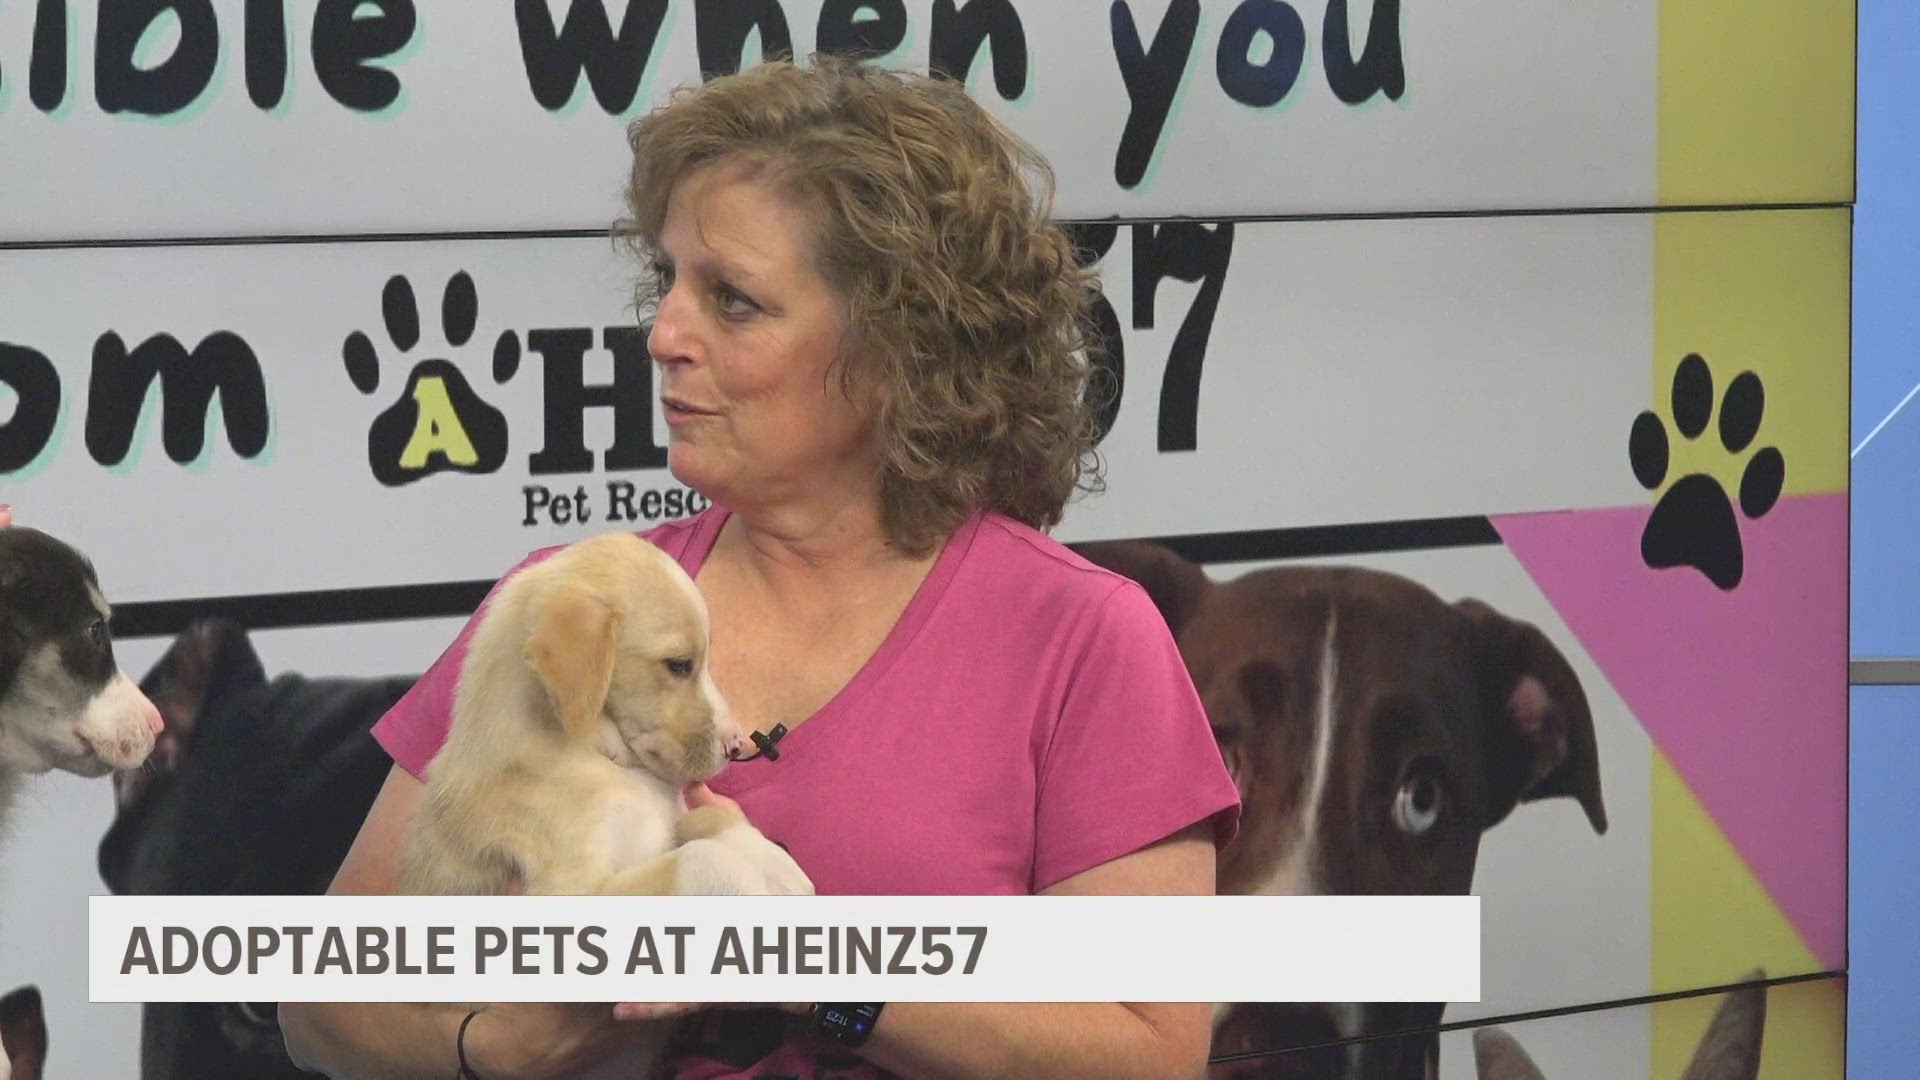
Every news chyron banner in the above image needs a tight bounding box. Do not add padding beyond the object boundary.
[90,895,1483,1005]
[0,206,1848,1078]
[0,0,1853,241]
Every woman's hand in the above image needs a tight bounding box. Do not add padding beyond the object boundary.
[1,505,12,527]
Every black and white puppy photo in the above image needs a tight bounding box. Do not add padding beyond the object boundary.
[0,512,163,1080]
[0,517,163,827]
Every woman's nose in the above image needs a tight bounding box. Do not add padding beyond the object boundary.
[647,295,693,365]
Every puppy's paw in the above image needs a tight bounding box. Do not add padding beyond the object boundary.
[756,849,815,897]
[674,803,749,844]
[669,837,761,896]
[713,824,815,896]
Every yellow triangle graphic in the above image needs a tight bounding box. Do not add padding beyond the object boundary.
[1651,753,1843,1077]
[1649,976,1845,1080]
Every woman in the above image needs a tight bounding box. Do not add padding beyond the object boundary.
[279,58,1239,1080]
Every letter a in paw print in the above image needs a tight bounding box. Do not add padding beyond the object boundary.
[1627,353,1787,590]
[342,272,522,486]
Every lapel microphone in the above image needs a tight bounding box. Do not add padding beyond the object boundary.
[751,723,789,761]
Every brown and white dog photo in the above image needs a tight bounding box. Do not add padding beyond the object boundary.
[0,986,46,1080]
[398,531,812,1075]
[1072,540,1607,1080]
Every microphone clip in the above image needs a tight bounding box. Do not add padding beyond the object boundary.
[751,722,789,761]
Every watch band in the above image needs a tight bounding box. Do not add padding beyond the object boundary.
[809,1002,886,1048]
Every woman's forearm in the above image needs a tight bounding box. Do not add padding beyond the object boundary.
[840,827,1219,1078]
[850,1001,1210,1080]
[283,998,654,1080]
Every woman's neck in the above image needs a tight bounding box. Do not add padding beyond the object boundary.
[725,493,901,571]
[712,490,943,607]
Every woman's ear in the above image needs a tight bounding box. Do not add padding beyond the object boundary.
[524,584,621,743]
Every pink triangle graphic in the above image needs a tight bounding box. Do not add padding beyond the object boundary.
[1491,493,1847,970]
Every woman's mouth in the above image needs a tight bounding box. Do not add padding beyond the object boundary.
[661,396,717,424]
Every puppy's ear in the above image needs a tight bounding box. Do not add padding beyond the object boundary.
[119,619,266,811]
[137,619,265,739]
[525,585,621,742]
[0,984,48,1080]
[1458,598,1607,835]
[0,526,43,592]
[1471,1027,1546,1080]
[1069,541,1211,634]
[1681,971,1767,1080]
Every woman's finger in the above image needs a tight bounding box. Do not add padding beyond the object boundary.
[683,782,742,814]
[0,505,13,527]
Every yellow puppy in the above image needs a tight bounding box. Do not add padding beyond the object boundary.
[396,533,810,1078]
[400,529,811,901]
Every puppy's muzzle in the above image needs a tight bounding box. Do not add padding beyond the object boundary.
[720,720,750,761]
[76,671,165,773]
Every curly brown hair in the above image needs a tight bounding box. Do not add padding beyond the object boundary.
[620,57,1109,556]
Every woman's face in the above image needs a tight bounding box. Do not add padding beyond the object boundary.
[647,163,878,514]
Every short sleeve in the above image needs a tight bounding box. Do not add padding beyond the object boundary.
[369,546,562,780]
[1031,580,1242,892]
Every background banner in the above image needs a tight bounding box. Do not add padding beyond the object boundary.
[0,209,1848,602]
[0,207,1848,1077]
[0,2,1851,1078]
[0,0,1853,240]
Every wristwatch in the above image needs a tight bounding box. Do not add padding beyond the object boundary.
[807,1002,886,1048]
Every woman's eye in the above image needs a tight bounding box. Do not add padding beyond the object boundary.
[1391,769,1444,837]
[653,262,675,289]
[715,283,755,315]
[664,657,694,678]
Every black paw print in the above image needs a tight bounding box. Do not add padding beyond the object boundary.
[342,272,521,487]
[1628,353,1786,590]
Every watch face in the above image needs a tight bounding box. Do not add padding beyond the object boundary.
[818,1003,883,1045]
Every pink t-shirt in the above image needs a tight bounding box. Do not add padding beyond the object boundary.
[372,507,1240,1078]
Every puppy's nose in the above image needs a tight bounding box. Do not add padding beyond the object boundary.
[723,729,751,760]
[143,697,164,737]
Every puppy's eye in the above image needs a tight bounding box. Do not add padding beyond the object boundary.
[663,657,694,679]
[1391,764,1445,837]
[88,619,108,647]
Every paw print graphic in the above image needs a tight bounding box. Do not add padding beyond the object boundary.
[1628,353,1786,590]
[342,272,521,486]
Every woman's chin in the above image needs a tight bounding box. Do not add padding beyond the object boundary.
[666,447,718,491]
